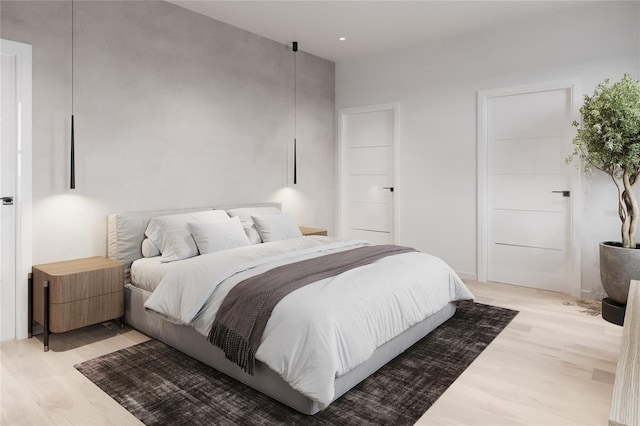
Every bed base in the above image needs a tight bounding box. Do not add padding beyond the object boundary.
[125,284,456,415]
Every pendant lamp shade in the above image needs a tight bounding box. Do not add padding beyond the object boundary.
[70,115,75,189]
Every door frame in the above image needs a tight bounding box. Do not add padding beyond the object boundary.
[337,102,399,242]
[477,80,581,296]
[1,38,33,340]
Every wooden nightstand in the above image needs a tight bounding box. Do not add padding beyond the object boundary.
[30,256,124,351]
[299,227,328,236]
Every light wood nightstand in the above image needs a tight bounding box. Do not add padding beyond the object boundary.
[299,227,328,236]
[30,256,124,351]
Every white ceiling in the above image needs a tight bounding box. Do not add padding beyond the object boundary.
[168,1,593,62]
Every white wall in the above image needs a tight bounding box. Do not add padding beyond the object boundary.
[1,1,335,265]
[336,1,640,296]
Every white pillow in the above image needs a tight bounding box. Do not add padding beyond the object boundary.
[141,238,161,258]
[145,210,229,262]
[252,213,302,243]
[226,207,281,244]
[188,217,251,254]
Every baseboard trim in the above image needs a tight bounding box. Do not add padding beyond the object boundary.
[456,271,478,281]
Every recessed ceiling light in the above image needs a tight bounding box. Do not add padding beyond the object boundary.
[339,37,346,41]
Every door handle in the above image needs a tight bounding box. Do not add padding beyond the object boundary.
[551,191,570,197]
[1,196,13,205]
[382,187,394,192]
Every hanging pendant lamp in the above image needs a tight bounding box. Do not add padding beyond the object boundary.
[70,0,75,189]
[292,41,298,185]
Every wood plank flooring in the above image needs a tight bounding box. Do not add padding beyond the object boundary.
[0,280,623,425]
[609,280,639,426]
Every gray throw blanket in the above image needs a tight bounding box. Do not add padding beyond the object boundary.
[208,244,417,375]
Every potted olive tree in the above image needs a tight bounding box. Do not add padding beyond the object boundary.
[568,73,640,318]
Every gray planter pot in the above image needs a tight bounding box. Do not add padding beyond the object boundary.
[599,242,640,304]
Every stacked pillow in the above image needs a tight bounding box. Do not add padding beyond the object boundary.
[226,207,302,243]
[144,210,231,262]
[226,206,281,244]
[188,216,250,255]
[141,238,161,258]
[142,207,305,262]
[252,212,302,242]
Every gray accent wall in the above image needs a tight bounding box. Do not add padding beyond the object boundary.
[1,1,335,264]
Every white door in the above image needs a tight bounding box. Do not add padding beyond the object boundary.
[1,39,32,341]
[480,83,578,294]
[339,104,398,245]
[1,46,18,341]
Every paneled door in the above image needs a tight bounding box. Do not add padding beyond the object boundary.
[339,104,398,245]
[1,43,18,341]
[1,38,32,341]
[479,82,578,294]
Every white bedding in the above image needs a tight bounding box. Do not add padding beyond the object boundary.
[143,236,473,409]
[131,257,172,292]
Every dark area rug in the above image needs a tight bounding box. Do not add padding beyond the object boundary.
[75,301,517,425]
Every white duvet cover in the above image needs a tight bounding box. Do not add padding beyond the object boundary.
[144,236,473,409]
[130,257,166,292]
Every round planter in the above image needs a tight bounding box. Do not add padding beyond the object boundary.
[599,241,640,304]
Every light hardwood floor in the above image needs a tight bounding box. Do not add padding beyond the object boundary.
[0,280,623,425]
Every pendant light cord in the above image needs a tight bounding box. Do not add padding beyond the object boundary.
[294,45,296,140]
[70,0,76,189]
[71,0,74,115]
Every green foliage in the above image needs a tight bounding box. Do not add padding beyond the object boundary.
[568,73,640,247]
[568,73,640,177]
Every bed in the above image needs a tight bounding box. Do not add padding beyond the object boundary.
[107,203,473,415]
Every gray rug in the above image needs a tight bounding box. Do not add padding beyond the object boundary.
[75,301,517,425]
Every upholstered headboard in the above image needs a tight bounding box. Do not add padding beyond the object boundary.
[107,202,281,282]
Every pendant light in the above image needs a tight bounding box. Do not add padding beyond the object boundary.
[70,0,75,189]
[292,41,298,185]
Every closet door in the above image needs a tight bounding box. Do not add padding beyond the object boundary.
[339,104,398,245]
[481,84,577,293]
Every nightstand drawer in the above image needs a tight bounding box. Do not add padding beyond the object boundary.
[49,292,124,333]
[32,267,123,304]
[30,256,125,351]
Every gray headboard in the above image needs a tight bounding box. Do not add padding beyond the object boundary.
[107,202,281,282]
